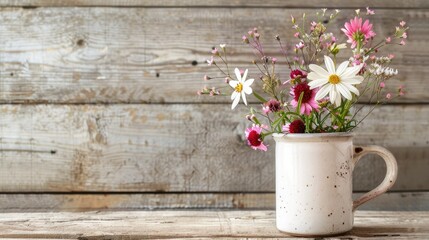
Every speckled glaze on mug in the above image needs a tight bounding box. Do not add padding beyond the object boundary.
[273,133,397,236]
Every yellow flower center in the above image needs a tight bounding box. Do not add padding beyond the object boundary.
[235,83,243,92]
[328,74,341,84]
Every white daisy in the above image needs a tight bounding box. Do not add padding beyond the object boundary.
[229,68,254,110]
[307,55,364,106]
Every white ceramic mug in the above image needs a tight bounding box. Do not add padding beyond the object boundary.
[273,133,397,236]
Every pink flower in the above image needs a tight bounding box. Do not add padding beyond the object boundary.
[245,125,268,151]
[400,40,406,45]
[402,32,407,39]
[204,75,210,81]
[272,57,278,64]
[207,56,214,66]
[341,17,376,48]
[263,99,282,114]
[310,21,317,31]
[283,119,305,134]
[211,48,219,55]
[388,54,395,59]
[386,93,392,99]
[385,37,391,43]
[380,82,385,88]
[242,35,249,44]
[295,41,305,49]
[294,32,300,38]
[400,21,406,27]
[366,7,375,15]
[290,82,319,115]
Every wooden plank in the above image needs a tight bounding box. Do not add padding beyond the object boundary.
[0,7,424,103]
[0,104,427,192]
[0,192,428,211]
[0,0,428,8]
[0,210,428,238]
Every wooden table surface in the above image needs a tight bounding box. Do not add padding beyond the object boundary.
[0,210,428,239]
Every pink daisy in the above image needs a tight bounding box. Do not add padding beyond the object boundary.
[341,17,376,48]
[245,125,268,151]
[290,82,319,115]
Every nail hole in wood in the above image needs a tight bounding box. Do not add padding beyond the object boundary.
[50,150,57,154]
[191,60,198,66]
[77,39,85,47]
[10,72,14,77]
[156,73,160,77]
[355,147,363,153]
[323,19,329,24]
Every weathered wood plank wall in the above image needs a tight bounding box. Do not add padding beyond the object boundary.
[0,0,428,210]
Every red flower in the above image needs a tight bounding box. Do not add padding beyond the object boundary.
[290,69,307,80]
[283,119,306,134]
[245,125,268,151]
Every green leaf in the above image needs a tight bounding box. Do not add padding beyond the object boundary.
[253,91,268,103]
[296,92,304,115]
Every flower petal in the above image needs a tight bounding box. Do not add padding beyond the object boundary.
[234,68,241,81]
[231,94,241,109]
[229,80,238,88]
[337,83,352,100]
[244,86,253,95]
[335,91,342,106]
[241,91,248,105]
[336,61,350,76]
[341,76,364,84]
[308,78,328,89]
[244,78,254,88]
[309,64,329,78]
[342,64,363,78]
[315,84,331,100]
[324,55,336,74]
[342,82,360,96]
[242,69,248,82]
[329,85,337,105]
[231,91,238,100]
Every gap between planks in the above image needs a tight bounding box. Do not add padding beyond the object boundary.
[0,192,428,211]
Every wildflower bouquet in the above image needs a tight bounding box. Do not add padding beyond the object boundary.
[200,8,408,151]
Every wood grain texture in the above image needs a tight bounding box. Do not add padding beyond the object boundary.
[0,192,428,211]
[0,7,423,103]
[0,210,428,238]
[0,104,427,192]
[0,0,428,8]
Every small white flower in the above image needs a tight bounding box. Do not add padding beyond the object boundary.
[220,44,226,49]
[307,55,364,106]
[229,68,254,109]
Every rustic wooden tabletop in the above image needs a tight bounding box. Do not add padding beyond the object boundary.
[0,210,428,239]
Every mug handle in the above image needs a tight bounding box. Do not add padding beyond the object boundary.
[352,145,398,211]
